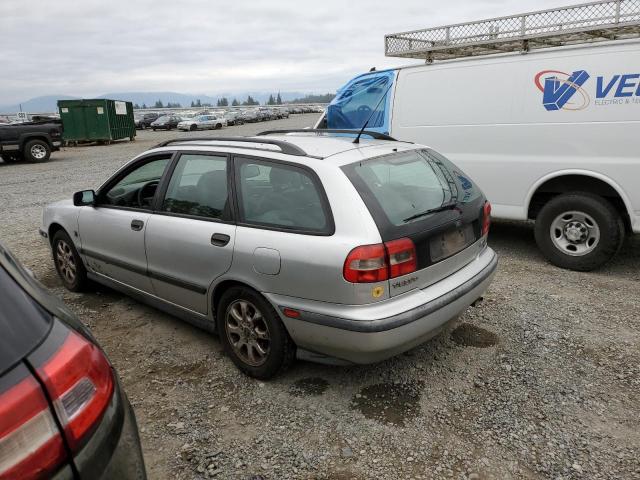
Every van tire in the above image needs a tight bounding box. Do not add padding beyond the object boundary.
[24,139,51,163]
[534,192,624,271]
[52,230,88,292]
[217,286,295,379]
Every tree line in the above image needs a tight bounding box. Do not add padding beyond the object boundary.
[133,92,335,110]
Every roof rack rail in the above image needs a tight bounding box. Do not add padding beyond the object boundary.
[257,129,398,141]
[385,0,640,62]
[153,136,308,156]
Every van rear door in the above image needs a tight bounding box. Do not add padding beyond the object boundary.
[342,148,489,297]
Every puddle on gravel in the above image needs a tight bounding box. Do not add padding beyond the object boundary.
[450,323,499,348]
[289,377,329,397]
[351,382,423,426]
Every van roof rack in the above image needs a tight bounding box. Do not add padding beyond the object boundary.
[385,0,640,62]
[153,136,308,156]
[257,129,398,141]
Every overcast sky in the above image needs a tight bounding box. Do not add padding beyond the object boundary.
[0,0,585,104]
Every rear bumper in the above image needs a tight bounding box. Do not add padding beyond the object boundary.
[267,247,497,364]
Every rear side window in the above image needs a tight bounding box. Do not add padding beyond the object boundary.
[344,149,482,226]
[234,158,333,234]
[162,154,229,220]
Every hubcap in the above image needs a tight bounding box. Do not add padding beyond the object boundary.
[225,300,270,367]
[56,240,77,283]
[550,210,600,256]
[31,144,47,159]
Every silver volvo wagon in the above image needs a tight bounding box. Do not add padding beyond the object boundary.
[41,130,497,379]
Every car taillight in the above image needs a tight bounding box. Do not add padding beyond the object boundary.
[0,374,66,479]
[386,238,417,278]
[343,243,388,283]
[482,201,491,236]
[343,238,417,283]
[36,330,114,452]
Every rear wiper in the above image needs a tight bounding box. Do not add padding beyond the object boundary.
[402,202,458,223]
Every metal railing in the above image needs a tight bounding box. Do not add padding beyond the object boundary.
[385,0,640,61]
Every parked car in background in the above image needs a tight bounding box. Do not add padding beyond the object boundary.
[0,241,146,479]
[224,110,244,126]
[135,112,160,129]
[41,129,496,379]
[0,119,62,163]
[151,114,181,131]
[277,107,290,119]
[240,109,259,123]
[177,114,227,131]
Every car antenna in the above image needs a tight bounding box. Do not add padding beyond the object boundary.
[353,79,394,144]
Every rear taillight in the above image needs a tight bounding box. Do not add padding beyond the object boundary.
[482,201,491,236]
[343,238,417,283]
[0,373,66,480]
[385,238,417,278]
[37,330,114,452]
[343,243,388,283]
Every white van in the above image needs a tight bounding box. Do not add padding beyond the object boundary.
[318,3,640,271]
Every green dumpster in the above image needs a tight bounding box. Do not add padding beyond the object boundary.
[57,99,136,143]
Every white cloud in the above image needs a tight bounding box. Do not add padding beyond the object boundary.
[0,0,587,103]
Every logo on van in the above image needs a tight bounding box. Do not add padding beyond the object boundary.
[535,70,591,111]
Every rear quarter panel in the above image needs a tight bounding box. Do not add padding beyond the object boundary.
[218,161,388,305]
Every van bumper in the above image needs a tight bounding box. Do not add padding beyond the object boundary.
[266,247,498,364]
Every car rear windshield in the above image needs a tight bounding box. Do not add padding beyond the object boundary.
[343,148,482,226]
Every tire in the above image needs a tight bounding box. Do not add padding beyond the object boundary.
[24,139,51,163]
[152,128,156,131]
[217,286,296,379]
[216,123,222,130]
[534,192,624,271]
[190,124,197,131]
[52,230,88,292]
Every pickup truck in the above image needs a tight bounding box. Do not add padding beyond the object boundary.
[0,120,63,163]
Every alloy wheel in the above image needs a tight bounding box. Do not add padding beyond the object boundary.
[31,144,47,160]
[56,240,77,284]
[225,300,271,366]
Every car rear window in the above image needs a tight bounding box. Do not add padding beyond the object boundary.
[345,149,481,227]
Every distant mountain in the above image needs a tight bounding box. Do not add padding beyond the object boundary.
[0,95,79,113]
[0,90,331,113]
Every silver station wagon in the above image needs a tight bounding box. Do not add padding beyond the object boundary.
[41,130,497,379]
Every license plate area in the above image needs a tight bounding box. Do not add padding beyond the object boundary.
[430,224,475,262]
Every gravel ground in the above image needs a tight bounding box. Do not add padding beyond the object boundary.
[1,113,639,479]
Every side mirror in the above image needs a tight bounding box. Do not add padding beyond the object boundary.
[73,190,96,206]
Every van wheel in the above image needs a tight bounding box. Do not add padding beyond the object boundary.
[52,230,88,291]
[217,287,295,379]
[534,193,624,271]
[24,139,51,162]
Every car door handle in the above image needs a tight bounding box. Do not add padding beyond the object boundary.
[211,233,231,247]
[131,219,144,231]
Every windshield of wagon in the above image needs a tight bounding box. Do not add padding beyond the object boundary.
[345,149,464,226]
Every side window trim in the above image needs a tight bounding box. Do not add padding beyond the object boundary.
[96,152,177,212]
[154,150,235,223]
[231,155,335,236]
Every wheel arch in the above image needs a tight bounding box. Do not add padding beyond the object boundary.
[48,222,67,246]
[526,170,633,230]
[211,278,266,322]
[20,133,52,149]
